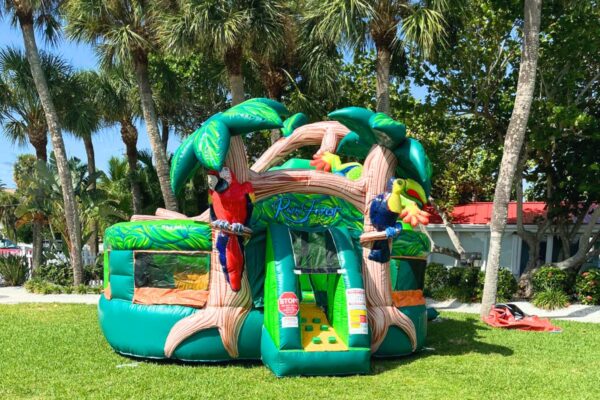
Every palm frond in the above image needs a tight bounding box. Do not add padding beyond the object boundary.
[400,5,448,58]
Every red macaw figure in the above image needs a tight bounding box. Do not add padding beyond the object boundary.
[208,167,255,291]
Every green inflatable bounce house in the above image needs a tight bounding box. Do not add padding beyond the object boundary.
[99,99,433,377]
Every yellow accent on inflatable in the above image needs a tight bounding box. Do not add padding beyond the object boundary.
[299,303,347,352]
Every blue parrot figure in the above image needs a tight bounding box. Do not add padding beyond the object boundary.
[368,178,430,262]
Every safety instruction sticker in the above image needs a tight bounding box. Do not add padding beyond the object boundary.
[281,316,299,328]
[347,288,368,335]
[279,292,299,328]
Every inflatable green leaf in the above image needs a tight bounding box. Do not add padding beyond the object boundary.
[219,100,284,135]
[171,129,201,195]
[193,119,230,171]
[282,113,309,137]
[393,138,433,197]
[244,98,290,118]
[336,131,371,158]
[328,107,376,145]
[369,113,406,148]
[170,98,290,196]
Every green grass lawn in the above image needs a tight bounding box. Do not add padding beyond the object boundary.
[1,305,599,400]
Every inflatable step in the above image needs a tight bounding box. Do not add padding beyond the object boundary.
[299,303,347,352]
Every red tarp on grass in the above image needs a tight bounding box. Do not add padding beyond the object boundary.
[483,304,561,332]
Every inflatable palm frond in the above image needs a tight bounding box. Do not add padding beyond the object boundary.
[281,113,309,137]
[330,107,432,197]
[170,98,289,195]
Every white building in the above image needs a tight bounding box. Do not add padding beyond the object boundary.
[427,202,600,275]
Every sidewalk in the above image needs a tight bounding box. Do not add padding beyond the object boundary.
[428,298,600,323]
[0,286,99,305]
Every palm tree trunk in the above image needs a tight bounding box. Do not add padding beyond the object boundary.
[17,14,84,285]
[229,74,244,105]
[161,119,169,154]
[132,53,178,212]
[480,0,542,318]
[225,46,245,105]
[82,134,98,262]
[28,130,47,162]
[375,46,391,113]
[264,69,284,144]
[31,218,43,276]
[120,120,143,215]
[29,133,47,273]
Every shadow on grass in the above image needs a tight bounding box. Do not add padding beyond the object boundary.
[373,316,513,374]
[113,316,513,376]
[117,353,265,370]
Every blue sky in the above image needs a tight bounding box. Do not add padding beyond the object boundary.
[0,23,182,189]
[0,22,427,189]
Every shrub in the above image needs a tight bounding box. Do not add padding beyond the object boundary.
[475,268,518,303]
[429,286,456,301]
[24,279,101,295]
[532,289,570,310]
[576,269,600,305]
[0,255,28,286]
[424,263,448,297]
[38,256,102,286]
[37,261,73,286]
[447,267,480,303]
[532,266,570,293]
[84,260,103,286]
[426,265,517,304]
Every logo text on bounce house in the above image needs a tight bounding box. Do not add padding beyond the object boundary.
[272,196,342,224]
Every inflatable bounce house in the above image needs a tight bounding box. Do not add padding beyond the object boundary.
[99,98,433,377]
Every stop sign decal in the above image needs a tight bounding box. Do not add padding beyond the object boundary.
[278,292,299,316]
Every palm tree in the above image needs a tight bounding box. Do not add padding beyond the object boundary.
[87,67,144,215]
[480,0,542,317]
[305,0,448,113]
[0,46,76,273]
[147,56,186,153]
[1,0,85,284]
[64,0,178,211]
[0,180,18,243]
[98,156,134,217]
[249,2,342,143]
[161,0,287,105]
[64,71,102,261]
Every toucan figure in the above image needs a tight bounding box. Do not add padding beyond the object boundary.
[368,178,430,262]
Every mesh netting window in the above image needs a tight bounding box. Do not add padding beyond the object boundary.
[134,252,210,290]
[291,230,339,274]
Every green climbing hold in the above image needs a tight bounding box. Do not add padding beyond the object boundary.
[312,337,322,344]
[320,325,329,331]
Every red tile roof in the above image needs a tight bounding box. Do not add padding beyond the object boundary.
[427,202,548,225]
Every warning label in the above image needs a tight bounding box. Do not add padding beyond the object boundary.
[281,316,298,328]
[347,289,368,335]
[278,292,299,316]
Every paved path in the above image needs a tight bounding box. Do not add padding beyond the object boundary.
[428,298,600,323]
[0,286,99,305]
[2,286,600,323]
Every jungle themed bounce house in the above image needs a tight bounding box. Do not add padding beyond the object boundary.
[99,98,433,377]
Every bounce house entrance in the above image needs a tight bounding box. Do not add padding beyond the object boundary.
[262,224,371,376]
[292,230,348,351]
